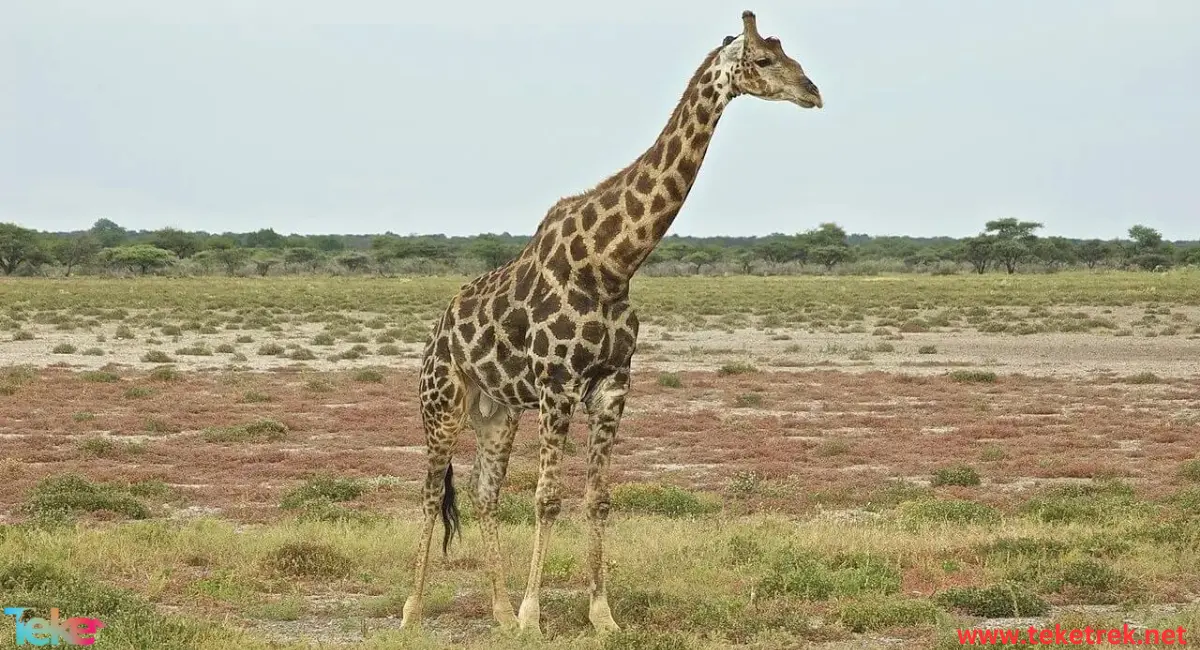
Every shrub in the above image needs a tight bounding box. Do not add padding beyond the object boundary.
[657,372,682,388]
[949,370,996,383]
[262,542,353,578]
[280,474,366,510]
[202,419,288,443]
[931,464,982,487]
[611,483,719,518]
[935,583,1049,617]
[19,474,150,521]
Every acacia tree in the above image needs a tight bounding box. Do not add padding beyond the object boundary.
[150,227,202,258]
[0,223,45,275]
[801,222,851,270]
[1076,239,1112,269]
[984,218,1042,274]
[1126,224,1172,270]
[52,234,101,276]
[283,246,322,272]
[961,235,994,274]
[106,245,176,275]
[811,245,851,270]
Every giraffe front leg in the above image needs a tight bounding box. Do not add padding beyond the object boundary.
[517,389,575,636]
[583,371,628,634]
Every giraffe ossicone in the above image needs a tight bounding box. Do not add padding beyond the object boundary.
[398,9,822,636]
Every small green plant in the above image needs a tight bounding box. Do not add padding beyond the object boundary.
[257,342,285,356]
[280,474,367,510]
[304,378,334,392]
[899,498,1000,527]
[717,361,758,376]
[918,345,938,354]
[19,474,150,521]
[77,436,118,457]
[935,583,1049,617]
[728,470,764,498]
[80,370,120,383]
[931,464,982,487]
[114,324,135,339]
[732,392,765,408]
[202,419,289,443]
[148,365,180,381]
[11,330,35,341]
[837,596,940,632]
[611,483,719,518]
[949,369,997,383]
[141,350,173,363]
[51,343,77,354]
[1122,371,1164,384]
[353,368,385,383]
[980,445,1007,462]
[657,372,683,388]
[242,390,272,403]
[214,343,236,354]
[376,344,402,356]
[175,344,212,356]
[262,542,353,578]
[813,438,850,457]
[1177,459,1200,483]
[124,386,153,399]
[288,347,316,361]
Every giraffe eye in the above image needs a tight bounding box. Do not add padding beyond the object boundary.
[753,57,772,67]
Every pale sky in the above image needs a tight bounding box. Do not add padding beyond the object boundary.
[2,1,1198,240]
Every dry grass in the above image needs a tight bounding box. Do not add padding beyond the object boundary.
[2,272,1200,648]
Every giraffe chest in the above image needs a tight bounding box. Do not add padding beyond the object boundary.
[449,296,639,407]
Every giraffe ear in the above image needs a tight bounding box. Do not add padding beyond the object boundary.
[722,35,735,46]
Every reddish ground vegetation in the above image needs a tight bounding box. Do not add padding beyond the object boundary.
[1,367,1197,520]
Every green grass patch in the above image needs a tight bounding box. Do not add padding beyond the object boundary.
[202,419,289,443]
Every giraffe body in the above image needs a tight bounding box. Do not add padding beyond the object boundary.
[400,10,822,636]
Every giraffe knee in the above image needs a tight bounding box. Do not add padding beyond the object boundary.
[471,481,502,516]
[585,492,611,521]
[535,494,562,521]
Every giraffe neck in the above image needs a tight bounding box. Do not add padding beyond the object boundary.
[522,37,745,300]
[590,38,744,284]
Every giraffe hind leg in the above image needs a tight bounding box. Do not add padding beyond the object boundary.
[400,360,468,631]
[466,390,521,629]
[582,369,628,634]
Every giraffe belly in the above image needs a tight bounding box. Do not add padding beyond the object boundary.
[446,301,637,411]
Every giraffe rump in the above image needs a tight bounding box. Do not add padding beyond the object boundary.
[440,463,461,554]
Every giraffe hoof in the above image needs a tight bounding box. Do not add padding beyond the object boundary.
[495,609,519,631]
[591,618,620,634]
[517,615,543,638]
[589,598,620,634]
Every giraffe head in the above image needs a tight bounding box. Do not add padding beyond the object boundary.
[721,10,822,109]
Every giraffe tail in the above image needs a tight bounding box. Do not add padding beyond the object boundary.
[440,463,461,554]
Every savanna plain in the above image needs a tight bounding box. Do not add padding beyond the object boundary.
[2,271,1200,649]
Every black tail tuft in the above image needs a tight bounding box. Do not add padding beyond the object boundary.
[440,463,461,554]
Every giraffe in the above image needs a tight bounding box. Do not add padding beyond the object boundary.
[399,9,822,636]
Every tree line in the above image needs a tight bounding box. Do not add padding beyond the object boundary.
[0,217,1196,278]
